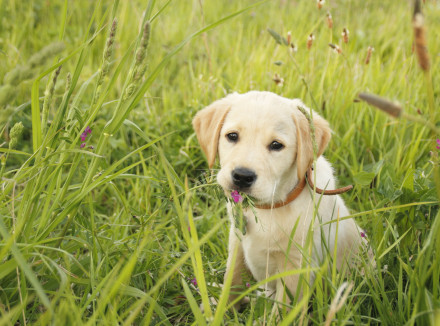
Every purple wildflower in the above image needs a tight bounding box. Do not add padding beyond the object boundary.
[231,190,243,203]
[191,278,197,287]
[80,126,92,148]
[246,282,250,288]
[360,231,366,238]
[81,127,92,141]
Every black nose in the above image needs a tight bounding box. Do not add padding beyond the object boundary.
[232,168,257,189]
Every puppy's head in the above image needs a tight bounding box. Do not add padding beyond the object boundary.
[193,91,331,204]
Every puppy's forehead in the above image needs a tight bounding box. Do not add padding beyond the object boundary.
[222,93,295,131]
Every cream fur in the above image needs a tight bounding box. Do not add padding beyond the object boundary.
[193,91,368,311]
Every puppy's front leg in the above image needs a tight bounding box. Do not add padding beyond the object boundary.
[224,230,249,310]
[272,260,302,316]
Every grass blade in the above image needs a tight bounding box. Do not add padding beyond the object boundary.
[0,218,52,311]
[182,279,208,326]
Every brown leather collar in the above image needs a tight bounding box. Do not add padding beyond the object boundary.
[255,177,306,209]
[255,167,353,210]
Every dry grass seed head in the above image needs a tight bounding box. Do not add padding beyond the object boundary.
[342,28,349,43]
[287,31,292,45]
[365,46,374,64]
[358,92,402,118]
[307,33,315,50]
[329,43,342,54]
[317,0,325,10]
[326,12,333,28]
[413,13,430,71]
[272,73,284,87]
[290,43,298,53]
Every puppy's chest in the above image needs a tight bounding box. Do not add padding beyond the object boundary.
[237,207,302,250]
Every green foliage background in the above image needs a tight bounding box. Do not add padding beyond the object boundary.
[0,0,439,324]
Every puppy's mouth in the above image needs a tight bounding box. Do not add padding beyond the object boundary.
[227,188,258,205]
[226,182,254,195]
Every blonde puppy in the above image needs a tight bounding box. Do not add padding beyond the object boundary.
[193,91,366,310]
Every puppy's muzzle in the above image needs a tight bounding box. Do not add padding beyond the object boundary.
[231,168,257,189]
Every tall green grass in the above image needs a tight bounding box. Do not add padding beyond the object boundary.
[0,0,439,324]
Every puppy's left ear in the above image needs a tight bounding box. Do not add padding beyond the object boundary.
[293,107,331,180]
[192,97,233,168]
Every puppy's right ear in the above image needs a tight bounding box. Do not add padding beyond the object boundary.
[192,98,232,168]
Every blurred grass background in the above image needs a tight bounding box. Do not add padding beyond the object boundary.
[0,0,439,324]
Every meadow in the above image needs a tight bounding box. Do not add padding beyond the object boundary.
[0,0,439,324]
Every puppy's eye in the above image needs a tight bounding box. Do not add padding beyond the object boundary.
[226,132,239,142]
[269,141,284,151]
